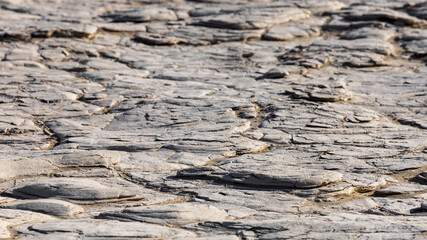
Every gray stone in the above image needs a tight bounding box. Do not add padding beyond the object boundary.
[8,178,135,201]
[374,184,427,196]
[328,6,423,26]
[369,197,427,216]
[405,39,427,55]
[0,209,55,239]
[262,68,289,79]
[135,26,265,45]
[177,166,220,178]
[417,171,427,183]
[341,27,396,41]
[176,236,239,240]
[16,219,196,239]
[190,7,310,30]
[134,33,185,45]
[263,22,321,41]
[308,39,395,55]
[220,167,343,189]
[177,148,344,190]
[285,78,354,102]
[98,202,228,226]
[0,150,121,179]
[401,29,427,41]
[51,23,98,39]
[408,2,427,20]
[102,6,178,23]
[0,199,84,217]
[4,44,41,61]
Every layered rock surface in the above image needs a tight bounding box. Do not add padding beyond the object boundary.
[0,0,426,239]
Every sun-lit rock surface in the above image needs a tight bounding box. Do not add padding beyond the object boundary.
[0,0,426,239]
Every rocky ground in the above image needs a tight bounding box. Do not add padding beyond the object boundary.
[0,0,426,239]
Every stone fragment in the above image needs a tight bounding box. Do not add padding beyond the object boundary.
[0,199,84,217]
[404,39,427,55]
[407,2,427,20]
[401,29,427,41]
[263,24,320,41]
[98,202,228,226]
[309,39,395,55]
[134,26,265,45]
[102,7,177,22]
[374,184,427,196]
[191,7,311,30]
[176,235,239,240]
[52,168,115,178]
[178,148,344,189]
[333,198,379,211]
[55,150,121,167]
[327,6,423,26]
[280,49,332,69]
[52,23,98,39]
[369,197,427,216]
[134,33,185,45]
[0,150,121,179]
[286,78,353,102]
[0,116,38,135]
[177,166,220,178]
[8,178,135,201]
[4,44,41,61]
[16,219,196,239]
[341,27,395,41]
[80,58,129,70]
[262,68,289,79]
[0,209,55,239]
[0,10,40,21]
[416,171,427,183]
[194,212,427,239]
[220,167,343,189]
[96,22,147,32]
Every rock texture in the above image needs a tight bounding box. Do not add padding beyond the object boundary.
[0,0,427,239]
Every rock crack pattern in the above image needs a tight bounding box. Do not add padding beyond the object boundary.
[0,0,426,239]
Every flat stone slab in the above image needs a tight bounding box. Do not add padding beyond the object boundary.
[219,167,343,189]
[15,219,197,239]
[0,199,83,217]
[98,202,228,226]
[374,184,427,196]
[190,7,311,30]
[0,209,55,239]
[0,150,121,179]
[8,178,135,201]
[178,149,344,189]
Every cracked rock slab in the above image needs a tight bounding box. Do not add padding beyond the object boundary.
[218,167,343,189]
[0,199,84,217]
[285,78,354,102]
[374,184,427,196]
[190,7,311,30]
[0,209,55,239]
[98,202,229,226]
[15,219,197,239]
[0,150,121,179]
[178,149,344,189]
[102,6,178,23]
[7,178,135,201]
